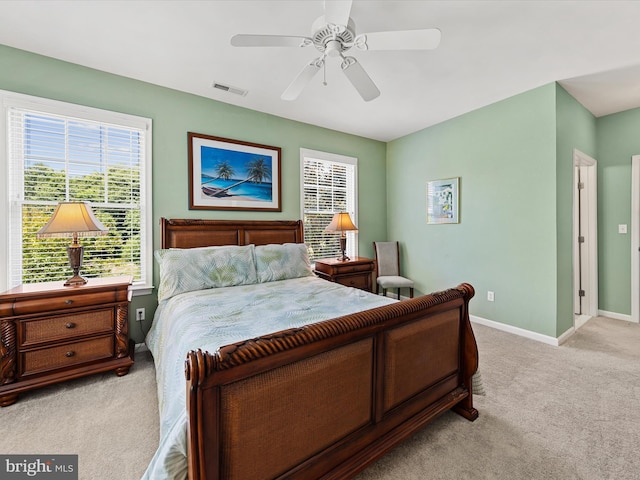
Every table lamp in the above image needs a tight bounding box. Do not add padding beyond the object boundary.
[324,212,358,261]
[37,202,109,286]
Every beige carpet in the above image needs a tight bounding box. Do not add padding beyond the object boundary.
[0,346,159,480]
[1,317,639,480]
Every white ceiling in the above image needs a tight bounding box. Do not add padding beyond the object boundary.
[1,0,640,142]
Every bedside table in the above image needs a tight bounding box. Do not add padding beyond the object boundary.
[313,257,375,292]
[0,276,134,406]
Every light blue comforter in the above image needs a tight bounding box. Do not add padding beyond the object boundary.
[142,276,395,480]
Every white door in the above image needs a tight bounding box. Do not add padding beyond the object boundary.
[573,150,598,329]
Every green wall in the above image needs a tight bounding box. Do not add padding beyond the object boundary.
[2,42,636,343]
[554,84,597,335]
[387,84,560,337]
[0,44,387,342]
[596,108,640,315]
[387,80,634,338]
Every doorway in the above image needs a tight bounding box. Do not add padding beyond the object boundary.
[573,149,598,329]
[631,156,640,323]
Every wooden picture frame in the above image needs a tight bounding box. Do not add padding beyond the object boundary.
[188,132,281,211]
[427,177,460,224]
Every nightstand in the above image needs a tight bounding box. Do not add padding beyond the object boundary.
[0,276,134,406]
[313,257,375,292]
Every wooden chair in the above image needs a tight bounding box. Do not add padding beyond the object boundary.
[373,241,414,299]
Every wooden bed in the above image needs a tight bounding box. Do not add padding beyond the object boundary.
[159,218,479,480]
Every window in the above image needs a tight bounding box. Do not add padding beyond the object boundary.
[0,90,152,293]
[300,148,357,262]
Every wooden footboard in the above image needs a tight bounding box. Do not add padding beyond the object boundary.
[185,283,478,480]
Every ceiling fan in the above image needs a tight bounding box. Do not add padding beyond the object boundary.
[230,0,441,102]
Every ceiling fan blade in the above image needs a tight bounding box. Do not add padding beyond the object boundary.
[281,59,323,101]
[231,34,311,48]
[324,0,353,27]
[340,57,380,102]
[356,28,441,51]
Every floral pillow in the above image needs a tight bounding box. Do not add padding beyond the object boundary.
[254,243,314,283]
[155,244,257,302]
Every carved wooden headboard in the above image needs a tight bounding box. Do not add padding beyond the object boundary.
[160,218,304,249]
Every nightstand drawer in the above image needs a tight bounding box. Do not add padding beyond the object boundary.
[10,291,118,316]
[314,257,374,293]
[21,336,114,377]
[336,274,369,290]
[336,263,372,274]
[20,309,114,347]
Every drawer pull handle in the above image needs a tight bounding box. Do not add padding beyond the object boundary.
[65,351,75,358]
[65,299,73,305]
[65,322,76,329]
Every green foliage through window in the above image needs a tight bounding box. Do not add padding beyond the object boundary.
[7,106,148,287]
[22,165,142,283]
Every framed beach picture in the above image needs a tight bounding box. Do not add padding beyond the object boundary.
[426,177,459,224]
[188,132,281,211]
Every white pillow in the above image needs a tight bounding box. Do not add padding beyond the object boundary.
[155,244,257,302]
[254,243,314,283]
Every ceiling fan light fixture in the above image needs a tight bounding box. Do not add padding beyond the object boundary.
[230,0,440,102]
[311,15,356,52]
[325,40,342,57]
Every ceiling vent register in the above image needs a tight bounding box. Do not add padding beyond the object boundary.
[212,82,248,97]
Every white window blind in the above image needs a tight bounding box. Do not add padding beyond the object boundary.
[2,91,152,290]
[301,149,357,261]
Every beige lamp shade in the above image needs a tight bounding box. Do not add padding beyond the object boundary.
[36,202,108,286]
[324,212,358,233]
[324,212,357,262]
[37,202,108,240]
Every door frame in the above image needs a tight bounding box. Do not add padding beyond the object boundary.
[573,149,598,328]
[631,156,640,323]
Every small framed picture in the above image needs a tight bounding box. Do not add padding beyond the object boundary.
[427,177,460,224]
[188,132,281,211]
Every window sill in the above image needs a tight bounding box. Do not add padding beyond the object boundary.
[130,284,155,297]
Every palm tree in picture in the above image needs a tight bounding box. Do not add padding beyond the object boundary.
[202,161,235,197]
[215,161,235,181]
[210,157,271,197]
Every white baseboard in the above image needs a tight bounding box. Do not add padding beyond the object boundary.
[597,309,635,323]
[470,314,570,347]
[471,310,640,346]
[134,342,149,353]
[574,314,591,330]
[556,326,575,345]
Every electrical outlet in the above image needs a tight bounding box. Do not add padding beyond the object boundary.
[487,291,495,302]
[136,308,145,321]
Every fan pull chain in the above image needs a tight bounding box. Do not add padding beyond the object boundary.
[323,61,327,86]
